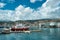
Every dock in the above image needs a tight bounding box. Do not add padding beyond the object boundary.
[10,30,41,33]
[0,30,41,34]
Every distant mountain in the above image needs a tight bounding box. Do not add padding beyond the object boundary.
[14,18,60,23]
[0,18,60,23]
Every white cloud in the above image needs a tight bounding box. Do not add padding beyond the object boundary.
[39,0,60,18]
[30,0,42,3]
[15,5,34,20]
[0,10,15,21]
[14,0,60,20]
[0,0,60,21]
[0,2,6,8]
[30,0,36,3]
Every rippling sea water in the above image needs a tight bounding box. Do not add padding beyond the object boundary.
[0,28,60,40]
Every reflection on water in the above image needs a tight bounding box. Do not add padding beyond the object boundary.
[0,28,60,40]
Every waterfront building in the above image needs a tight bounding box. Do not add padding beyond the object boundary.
[0,19,60,28]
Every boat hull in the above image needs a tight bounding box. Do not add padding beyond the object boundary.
[11,28,29,31]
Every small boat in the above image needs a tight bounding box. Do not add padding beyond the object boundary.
[0,26,10,34]
[2,28,10,34]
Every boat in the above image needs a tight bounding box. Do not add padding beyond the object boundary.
[2,28,10,34]
[0,26,10,34]
[11,24,29,31]
[11,27,29,31]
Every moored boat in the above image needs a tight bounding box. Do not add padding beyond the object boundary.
[11,27,29,31]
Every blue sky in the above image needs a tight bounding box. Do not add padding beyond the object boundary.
[0,0,46,10]
[0,0,60,21]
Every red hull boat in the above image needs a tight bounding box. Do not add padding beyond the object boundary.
[11,27,29,31]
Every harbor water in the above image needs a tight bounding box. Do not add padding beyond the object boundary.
[0,28,60,40]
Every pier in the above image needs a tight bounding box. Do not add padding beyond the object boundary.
[1,30,41,34]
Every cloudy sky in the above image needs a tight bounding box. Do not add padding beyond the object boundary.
[0,0,60,21]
